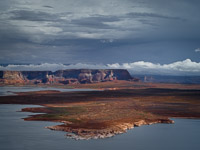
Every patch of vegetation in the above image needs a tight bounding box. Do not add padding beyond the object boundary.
[34,106,86,122]
[49,106,86,115]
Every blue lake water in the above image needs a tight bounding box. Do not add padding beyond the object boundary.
[0,104,200,150]
[0,86,98,96]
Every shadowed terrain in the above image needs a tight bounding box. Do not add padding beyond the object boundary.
[0,81,200,139]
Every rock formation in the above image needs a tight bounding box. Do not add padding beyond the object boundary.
[0,69,133,85]
[46,119,174,140]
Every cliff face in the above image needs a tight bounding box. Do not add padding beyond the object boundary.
[0,69,133,85]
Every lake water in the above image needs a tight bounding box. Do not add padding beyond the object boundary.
[0,86,98,96]
[0,104,200,150]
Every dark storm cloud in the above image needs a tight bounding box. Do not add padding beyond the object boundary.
[43,5,54,9]
[71,15,121,29]
[126,12,184,21]
[9,10,59,21]
[0,0,200,70]
[0,24,30,44]
[69,12,184,30]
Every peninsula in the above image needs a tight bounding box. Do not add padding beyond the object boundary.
[0,69,200,140]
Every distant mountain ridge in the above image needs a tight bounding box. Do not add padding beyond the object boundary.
[134,75,200,84]
[0,69,133,85]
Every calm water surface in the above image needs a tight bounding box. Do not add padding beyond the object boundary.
[0,86,97,96]
[0,104,200,150]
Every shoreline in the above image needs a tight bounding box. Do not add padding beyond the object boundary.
[1,82,200,140]
[46,119,174,140]
[1,104,200,150]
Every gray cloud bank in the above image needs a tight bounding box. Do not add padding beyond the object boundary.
[0,59,200,75]
[0,0,200,64]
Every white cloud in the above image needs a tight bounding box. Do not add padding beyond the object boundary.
[195,48,200,52]
[0,63,107,72]
[76,32,103,39]
[0,59,200,75]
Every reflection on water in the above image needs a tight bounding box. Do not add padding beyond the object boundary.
[0,104,200,150]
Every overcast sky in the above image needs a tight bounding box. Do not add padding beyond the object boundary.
[0,0,200,74]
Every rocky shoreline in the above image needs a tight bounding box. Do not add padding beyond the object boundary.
[46,119,174,140]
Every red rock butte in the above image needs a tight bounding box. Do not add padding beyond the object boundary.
[0,69,137,85]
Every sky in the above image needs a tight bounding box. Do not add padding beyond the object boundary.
[0,0,200,75]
